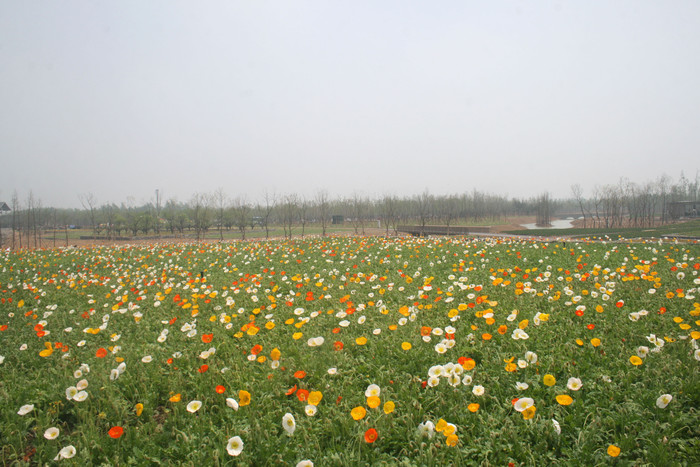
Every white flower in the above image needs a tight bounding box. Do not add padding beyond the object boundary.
[656,394,673,409]
[513,397,534,412]
[44,427,60,440]
[472,385,485,396]
[434,342,447,354]
[695,349,700,361]
[447,373,461,387]
[17,404,34,416]
[0,355,4,364]
[552,419,561,435]
[427,376,440,387]
[282,413,296,435]
[226,398,239,411]
[73,391,88,402]
[57,445,76,459]
[428,365,444,378]
[327,367,337,375]
[517,359,528,369]
[417,420,435,438]
[515,382,529,391]
[566,377,583,391]
[73,369,83,379]
[226,436,243,456]
[524,351,538,364]
[462,374,473,386]
[186,400,202,413]
[76,379,88,390]
[305,404,317,416]
[637,346,649,358]
[110,369,120,381]
[296,461,314,467]
[65,387,78,400]
[141,355,153,363]
[365,384,381,397]
[20,344,28,351]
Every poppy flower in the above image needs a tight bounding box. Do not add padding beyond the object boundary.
[108,426,124,439]
[333,341,344,351]
[294,370,306,379]
[607,445,621,457]
[96,348,108,358]
[351,406,366,420]
[364,428,378,443]
[286,385,298,396]
[238,390,251,406]
[201,333,213,343]
[198,364,209,373]
[308,391,323,406]
[297,389,310,402]
[556,395,573,406]
[215,385,226,394]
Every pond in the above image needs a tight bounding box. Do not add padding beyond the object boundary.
[520,218,577,230]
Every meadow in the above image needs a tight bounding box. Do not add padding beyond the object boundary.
[1,235,698,465]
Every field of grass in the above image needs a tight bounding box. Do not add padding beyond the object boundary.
[505,218,700,239]
[1,235,699,465]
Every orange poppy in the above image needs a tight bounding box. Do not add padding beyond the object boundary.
[285,385,298,396]
[297,389,309,402]
[198,364,209,373]
[294,370,306,379]
[108,426,124,439]
[482,333,492,341]
[215,385,226,394]
[333,341,344,351]
[364,428,378,443]
[201,333,213,343]
[96,348,107,358]
[251,344,263,355]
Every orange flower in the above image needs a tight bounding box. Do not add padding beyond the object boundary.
[351,406,366,420]
[468,403,480,412]
[497,325,507,335]
[333,341,344,351]
[482,333,492,341]
[198,364,209,373]
[108,426,124,439]
[239,390,251,406]
[294,370,306,379]
[460,358,476,371]
[366,396,381,409]
[96,348,108,358]
[285,384,298,396]
[201,333,213,343]
[364,428,378,443]
[215,385,226,394]
[169,393,181,402]
[297,389,310,402]
[420,326,432,336]
[251,344,263,355]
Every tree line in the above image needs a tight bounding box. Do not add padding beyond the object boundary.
[1,172,697,249]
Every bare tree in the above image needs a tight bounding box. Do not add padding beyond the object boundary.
[380,194,398,236]
[190,193,213,241]
[213,188,229,241]
[316,190,330,236]
[281,194,299,239]
[258,191,277,239]
[233,197,251,240]
[571,184,587,228]
[79,193,99,239]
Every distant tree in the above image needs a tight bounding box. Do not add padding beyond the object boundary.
[571,184,587,228]
[233,197,251,240]
[535,192,552,227]
[213,188,229,241]
[380,194,398,236]
[79,193,99,239]
[190,193,212,241]
[316,190,330,236]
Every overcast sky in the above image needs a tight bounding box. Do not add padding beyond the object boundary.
[1,1,698,209]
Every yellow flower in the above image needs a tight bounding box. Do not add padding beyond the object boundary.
[590,338,601,347]
[383,401,395,414]
[435,419,447,432]
[401,342,412,351]
[468,403,480,412]
[351,406,366,421]
[367,396,381,409]
[522,405,536,420]
[308,391,323,406]
[445,434,459,446]
[135,403,144,416]
[355,337,368,345]
[629,356,643,366]
[543,374,556,386]
[575,338,584,346]
[239,390,251,406]
[169,393,181,403]
[270,348,281,361]
[607,445,621,457]
[556,395,573,406]
[292,332,303,340]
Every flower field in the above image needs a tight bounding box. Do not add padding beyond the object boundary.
[1,236,699,465]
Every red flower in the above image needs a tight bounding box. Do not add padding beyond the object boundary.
[198,364,209,373]
[297,389,309,402]
[96,348,108,358]
[294,370,306,379]
[215,385,226,394]
[285,385,297,396]
[333,341,344,351]
[201,333,213,343]
[364,428,378,443]
[575,309,584,317]
[108,426,124,439]
[587,324,595,330]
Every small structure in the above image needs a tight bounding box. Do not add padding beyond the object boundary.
[332,215,344,225]
[0,202,10,213]
[668,201,699,219]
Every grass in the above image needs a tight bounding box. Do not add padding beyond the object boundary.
[1,235,699,465]
[504,218,700,239]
